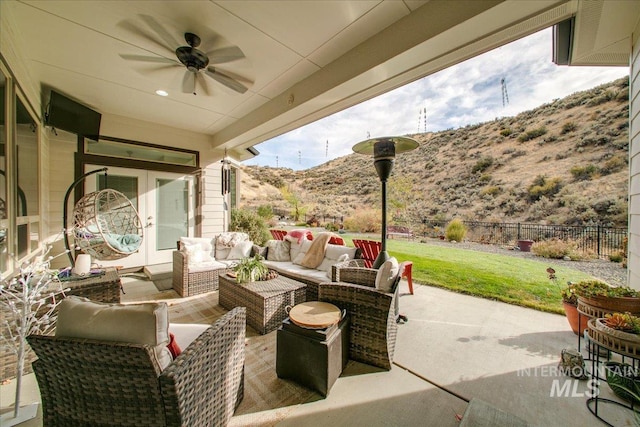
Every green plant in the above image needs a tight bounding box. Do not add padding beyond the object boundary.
[604,312,640,334]
[518,126,547,142]
[572,279,638,298]
[233,255,268,283]
[256,204,274,219]
[230,208,270,245]
[445,218,467,242]
[527,175,562,201]
[570,164,598,181]
[472,156,493,173]
[560,122,577,134]
[499,128,512,137]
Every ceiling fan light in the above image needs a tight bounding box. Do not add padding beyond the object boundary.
[155,89,169,97]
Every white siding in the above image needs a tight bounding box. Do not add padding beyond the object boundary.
[630,19,640,289]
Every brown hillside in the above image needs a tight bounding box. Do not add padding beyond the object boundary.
[240,77,629,228]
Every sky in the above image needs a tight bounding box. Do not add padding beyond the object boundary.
[244,27,627,171]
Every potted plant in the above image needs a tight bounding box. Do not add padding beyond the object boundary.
[548,267,588,335]
[234,255,269,283]
[575,280,640,315]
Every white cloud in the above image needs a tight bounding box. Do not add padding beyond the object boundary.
[245,28,627,170]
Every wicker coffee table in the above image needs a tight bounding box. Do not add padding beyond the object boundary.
[219,274,306,334]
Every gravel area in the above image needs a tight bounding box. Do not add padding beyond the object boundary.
[420,238,628,286]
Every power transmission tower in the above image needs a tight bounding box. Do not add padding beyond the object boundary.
[298,150,301,165]
[501,77,509,107]
[326,140,328,157]
[276,155,278,168]
[423,107,427,132]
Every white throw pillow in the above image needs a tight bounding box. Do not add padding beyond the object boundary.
[318,253,350,275]
[184,244,214,265]
[56,296,173,370]
[375,257,399,293]
[227,240,253,260]
[180,237,215,262]
[266,240,291,261]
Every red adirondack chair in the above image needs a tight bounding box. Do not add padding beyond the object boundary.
[269,229,288,240]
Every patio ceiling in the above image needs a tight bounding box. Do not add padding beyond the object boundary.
[2,0,637,160]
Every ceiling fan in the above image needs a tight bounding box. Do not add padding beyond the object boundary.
[120,15,251,95]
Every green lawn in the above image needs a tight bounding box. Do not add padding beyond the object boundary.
[336,234,594,314]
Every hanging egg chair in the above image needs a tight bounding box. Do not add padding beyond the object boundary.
[72,189,143,261]
[63,168,143,266]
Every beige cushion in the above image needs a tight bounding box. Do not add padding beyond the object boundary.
[56,296,172,370]
[266,240,291,262]
[375,257,399,293]
[227,240,253,260]
[292,239,313,265]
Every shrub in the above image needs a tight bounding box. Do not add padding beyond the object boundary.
[445,218,467,242]
[230,208,270,245]
[570,164,598,181]
[256,204,274,219]
[527,175,563,201]
[500,128,512,137]
[531,239,584,260]
[561,122,577,134]
[600,155,627,175]
[324,222,339,232]
[518,127,547,142]
[480,186,501,196]
[343,209,381,233]
[472,156,494,173]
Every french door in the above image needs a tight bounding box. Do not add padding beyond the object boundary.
[84,165,195,268]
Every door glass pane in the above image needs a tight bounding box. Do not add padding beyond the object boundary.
[98,174,138,210]
[156,178,188,251]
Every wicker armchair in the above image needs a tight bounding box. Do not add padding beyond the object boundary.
[27,307,246,427]
[318,261,407,370]
[172,249,227,296]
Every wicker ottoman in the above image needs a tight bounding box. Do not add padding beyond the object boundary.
[219,274,306,334]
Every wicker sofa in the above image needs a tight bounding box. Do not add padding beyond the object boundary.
[173,232,252,297]
[318,260,407,370]
[28,304,247,427]
[260,236,361,300]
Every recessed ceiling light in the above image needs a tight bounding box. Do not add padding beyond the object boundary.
[155,90,168,97]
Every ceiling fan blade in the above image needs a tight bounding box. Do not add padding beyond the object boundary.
[182,71,196,95]
[206,46,245,64]
[205,67,249,94]
[119,54,179,64]
[197,74,211,97]
[118,20,175,56]
[139,14,181,50]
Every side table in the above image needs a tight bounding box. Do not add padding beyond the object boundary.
[276,303,349,397]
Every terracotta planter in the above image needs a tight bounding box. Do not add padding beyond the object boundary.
[578,295,640,315]
[563,301,589,336]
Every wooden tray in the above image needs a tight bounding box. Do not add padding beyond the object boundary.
[289,301,341,329]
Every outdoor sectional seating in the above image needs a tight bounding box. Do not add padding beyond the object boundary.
[259,234,361,300]
[172,232,253,297]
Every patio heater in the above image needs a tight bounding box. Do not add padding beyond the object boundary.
[352,136,419,269]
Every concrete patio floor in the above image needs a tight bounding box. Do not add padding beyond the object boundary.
[2,276,637,426]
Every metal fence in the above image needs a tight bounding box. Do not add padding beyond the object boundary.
[417,219,627,259]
